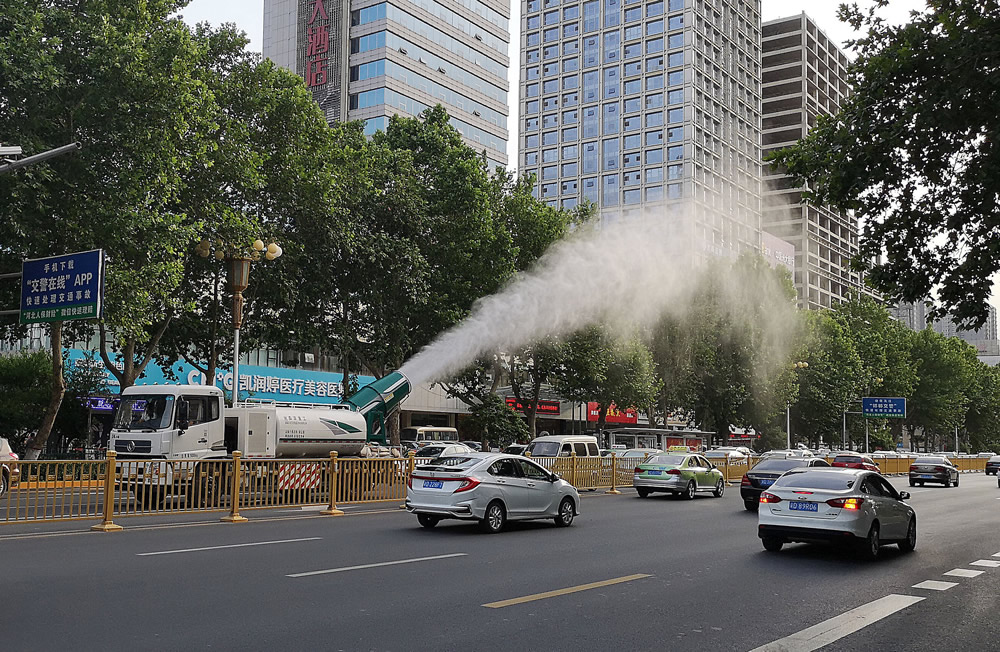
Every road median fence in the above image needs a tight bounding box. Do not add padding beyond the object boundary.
[0,451,988,528]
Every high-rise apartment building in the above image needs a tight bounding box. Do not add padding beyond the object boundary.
[518,0,762,257]
[761,13,864,310]
[889,300,929,332]
[263,0,510,168]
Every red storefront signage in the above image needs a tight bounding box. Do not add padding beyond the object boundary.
[305,1,330,88]
[587,402,638,424]
[505,397,561,415]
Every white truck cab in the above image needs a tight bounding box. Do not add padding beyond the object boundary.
[110,385,226,460]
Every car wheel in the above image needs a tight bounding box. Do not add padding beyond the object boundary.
[762,537,783,552]
[636,488,650,498]
[898,518,916,553]
[918,481,925,487]
[417,514,440,529]
[684,480,696,500]
[744,501,758,512]
[554,497,575,527]
[713,479,725,498]
[908,479,916,487]
[479,500,506,534]
[0,471,7,498]
[954,475,959,487]
[858,522,881,561]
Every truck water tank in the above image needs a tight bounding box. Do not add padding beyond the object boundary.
[272,407,370,458]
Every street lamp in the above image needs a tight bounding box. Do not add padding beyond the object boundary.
[865,376,883,454]
[787,361,809,450]
[195,237,282,403]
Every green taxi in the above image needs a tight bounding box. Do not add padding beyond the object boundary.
[633,450,726,500]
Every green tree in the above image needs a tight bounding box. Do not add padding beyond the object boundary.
[551,326,661,435]
[769,0,1000,326]
[508,338,564,437]
[0,0,222,457]
[792,311,864,449]
[443,356,529,450]
[905,330,974,451]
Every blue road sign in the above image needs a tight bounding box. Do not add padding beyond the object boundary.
[862,397,906,419]
[20,249,105,324]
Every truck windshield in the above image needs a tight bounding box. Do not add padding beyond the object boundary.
[527,441,561,457]
[114,395,175,431]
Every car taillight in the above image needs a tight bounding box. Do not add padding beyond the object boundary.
[454,478,480,493]
[10,453,18,460]
[406,475,413,489]
[634,467,643,474]
[826,497,865,510]
[666,469,682,475]
[909,465,917,472]
[760,492,781,504]
[741,474,750,486]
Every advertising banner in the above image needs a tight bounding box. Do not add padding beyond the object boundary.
[20,249,104,324]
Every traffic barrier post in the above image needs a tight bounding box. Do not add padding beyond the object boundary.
[400,451,416,509]
[571,451,578,487]
[321,451,344,516]
[606,454,621,494]
[221,451,248,523]
[91,451,123,532]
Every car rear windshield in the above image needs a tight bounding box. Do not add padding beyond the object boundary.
[773,471,856,490]
[645,454,686,465]
[833,455,863,464]
[417,457,478,470]
[751,459,808,472]
[417,447,447,457]
[920,457,949,465]
[990,456,1000,463]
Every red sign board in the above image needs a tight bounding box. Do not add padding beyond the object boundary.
[506,397,561,415]
[587,402,638,424]
[305,1,330,88]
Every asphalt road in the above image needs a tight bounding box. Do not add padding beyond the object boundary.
[2,474,999,651]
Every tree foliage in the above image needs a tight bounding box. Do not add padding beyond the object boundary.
[770,0,1000,326]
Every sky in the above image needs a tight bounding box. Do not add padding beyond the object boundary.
[176,1,996,314]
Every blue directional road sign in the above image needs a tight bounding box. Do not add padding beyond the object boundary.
[20,249,105,324]
[862,397,906,419]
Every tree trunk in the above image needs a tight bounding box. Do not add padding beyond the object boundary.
[596,402,608,437]
[388,410,400,447]
[25,322,67,460]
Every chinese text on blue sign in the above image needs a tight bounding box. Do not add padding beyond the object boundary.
[20,250,105,324]
[862,397,906,419]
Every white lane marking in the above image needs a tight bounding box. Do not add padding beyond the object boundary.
[288,553,467,578]
[137,537,322,556]
[912,580,958,591]
[944,568,983,578]
[749,594,924,652]
[970,560,1000,568]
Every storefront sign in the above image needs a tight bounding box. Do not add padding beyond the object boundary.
[66,349,373,405]
[505,397,561,415]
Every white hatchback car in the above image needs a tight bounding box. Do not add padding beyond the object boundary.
[757,468,916,560]
[405,453,580,533]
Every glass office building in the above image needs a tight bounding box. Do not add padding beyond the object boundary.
[263,0,510,168]
[518,0,762,255]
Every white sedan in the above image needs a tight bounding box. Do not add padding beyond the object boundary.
[405,453,580,533]
[757,467,916,560]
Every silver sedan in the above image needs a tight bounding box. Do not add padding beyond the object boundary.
[405,453,580,533]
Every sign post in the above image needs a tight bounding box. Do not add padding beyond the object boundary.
[19,249,105,324]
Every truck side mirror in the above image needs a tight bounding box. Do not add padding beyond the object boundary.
[177,420,189,433]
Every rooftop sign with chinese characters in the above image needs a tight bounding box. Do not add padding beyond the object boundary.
[20,249,104,324]
[862,397,907,419]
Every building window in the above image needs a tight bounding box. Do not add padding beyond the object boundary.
[583,0,599,32]
[646,111,664,127]
[603,103,619,134]
[624,134,640,150]
[583,176,598,202]
[645,186,664,201]
[648,0,663,16]
[647,74,664,90]
[544,27,559,42]
[543,113,559,127]
[544,44,559,59]
[624,61,641,76]
[543,79,559,94]
[646,56,664,72]
[603,67,619,98]
[564,22,579,37]
[562,162,579,176]
[563,91,579,106]
[667,107,683,123]
[624,170,642,186]
[667,70,683,87]
[564,40,580,54]
[527,49,540,63]
[564,57,580,72]
[624,79,641,95]
[668,33,683,49]
[624,151,641,167]
[602,174,619,206]
[527,15,541,29]
[646,167,664,183]
[583,141,598,172]
[564,5,580,19]
[525,134,539,148]
[646,148,664,164]
[645,130,664,146]
[543,130,558,145]
[542,182,558,197]
[667,163,682,179]
[604,0,621,27]
[647,19,663,35]
[583,36,599,67]
[544,10,559,24]
[668,14,683,30]
[667,144,683,160]
[526,83,540,97]
[668,126,683,142]
[527,32,540,46]
[668,52,683,68]
[525,152,538,165]
[563,109,579,123]
[667,89,683,104]
[667,183,682,199]
[583,71,599,102]
[624,6,641,21]
[543,165,558,179]
[603,138,619,170]
[647,37,663,53]
[604,32,620,63]
[623,115,640,131]
[563,75,579,90]
[543,147,558,162]
[563,144,578,158]
[525,117,539,131]
[624,97,641,112]
[563,126,579,140]
[623,188,641,204]
[624,43,642,59]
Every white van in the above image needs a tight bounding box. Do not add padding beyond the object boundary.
[401,426,460,447]
[526,435,600,458]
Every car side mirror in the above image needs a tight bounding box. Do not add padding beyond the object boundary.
[550,473,560,482]
[899,491,910,500]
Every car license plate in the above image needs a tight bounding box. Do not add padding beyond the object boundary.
[422,480,444,489]
[919,474,934,479]
[759,478,774,487]
[789,501,818,512]
[647,470,662,475]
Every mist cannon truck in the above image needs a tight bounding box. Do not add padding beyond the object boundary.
[107,372,410,493]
